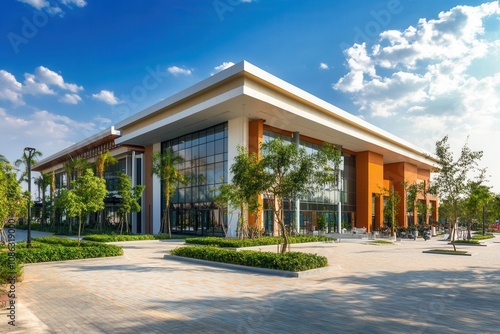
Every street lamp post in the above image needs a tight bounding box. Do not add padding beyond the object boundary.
[24,147,36,248]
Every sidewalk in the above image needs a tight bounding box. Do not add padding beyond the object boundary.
[2,235,499,333]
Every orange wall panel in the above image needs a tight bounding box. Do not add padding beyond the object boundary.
[248,119,264,229]
[356,151,384,231]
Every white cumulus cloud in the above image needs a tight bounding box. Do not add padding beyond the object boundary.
[17,0,87,16]
[34,66,83,93]
[319,63,330,70]
[59,93,82,104]
[213,62,235,73]
[0,108,95,166]
[0,70,24,105]
[92,90,121,105]
[334,1,500,191]
[167,66,192,76]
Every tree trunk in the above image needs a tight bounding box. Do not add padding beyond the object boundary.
[218,209,226,237]
[279,218,289,254]
[77,215,82,246]
[166,210,171,238]
[450,221,457,252]
[276,199,288,254]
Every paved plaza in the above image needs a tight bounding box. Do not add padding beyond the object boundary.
[2,234,500,333]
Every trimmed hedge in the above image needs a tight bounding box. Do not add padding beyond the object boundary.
[82,234,185,242]
[370,240,394,245]
[453,240,480,244]
[0,237,123,284]
[170,246,328,272]
[184,235,334,248]
[2,237,123,264]
[471,235,494,241]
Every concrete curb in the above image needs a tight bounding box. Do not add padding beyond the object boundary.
[447,242,487,246]
[163,254,341,278]
[422,250,472,256]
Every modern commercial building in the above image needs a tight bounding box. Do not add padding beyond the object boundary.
[34,61,438,237]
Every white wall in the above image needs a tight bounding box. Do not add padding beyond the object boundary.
[226,116,249,237]
[152,143,162,234]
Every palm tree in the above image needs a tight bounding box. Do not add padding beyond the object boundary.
[64,157,91,190]
[95,150,118,178]
[152,149,186,237]
[50,170,56,227]
[34,173,52,224]
[94,150,118,230]
[15,149,43,182]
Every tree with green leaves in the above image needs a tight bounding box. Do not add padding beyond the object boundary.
[152,149,186,237]
[433,136,484,251]
[492,194,500,231]
[66,169,107,245]
[0,159,27,244]
[378,185,401,236]
[403,180,436,226]
[116,172,145,234]
[463,176,492,238]
[214,146,263,239]
[57,189,85,243]
[258,138,341,253]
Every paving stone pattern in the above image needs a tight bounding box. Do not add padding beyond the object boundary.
[3,236,500,333]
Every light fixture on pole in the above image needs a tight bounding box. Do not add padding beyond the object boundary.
[24,147,36,248]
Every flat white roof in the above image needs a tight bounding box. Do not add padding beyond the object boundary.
[115,61,437,169]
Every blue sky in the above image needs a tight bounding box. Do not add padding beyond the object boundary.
[1,0,499,191]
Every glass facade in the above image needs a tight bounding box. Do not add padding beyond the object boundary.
[161,123,228,236]
[262,130,356,234]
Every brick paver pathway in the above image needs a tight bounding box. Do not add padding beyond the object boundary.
[3,236,500,333]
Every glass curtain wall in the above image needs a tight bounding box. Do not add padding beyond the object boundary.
[262,130,356,234]
[161,123,228,236]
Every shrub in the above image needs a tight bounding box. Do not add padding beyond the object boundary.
[170,246,328,272]
[184,235,334,248]
[370,240,394,245]
[83,234,185,242]
[14,244,123,263]
[0,253,23,284]
[453,240,480,244]
[0,236,123,267]
[471,235,494,241]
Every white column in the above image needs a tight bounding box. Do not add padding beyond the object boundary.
[337,201,342,235]
[152,143,162,234]
[131,151,137,234]
[227,116,249,237]
[338,156,344,234]
[293,132,300,234]
[138,153,145,234]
